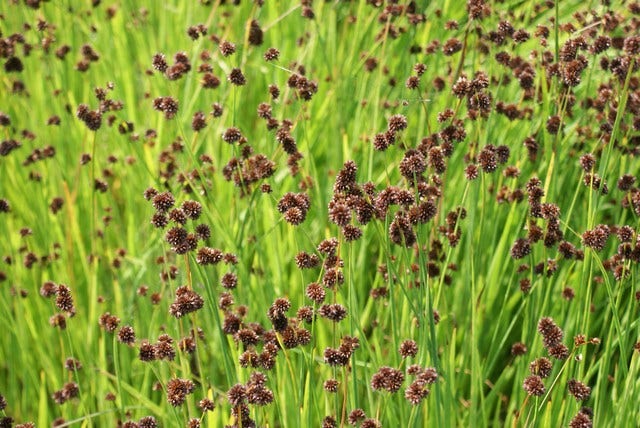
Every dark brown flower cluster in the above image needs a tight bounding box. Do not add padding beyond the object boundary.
[598,224,640,280]
[222,293,312,371]
[373,114,408,151]
[138,333,177,362]
[186,23,207,40]
[191,111,207,132]
[38,283,69,328]
[529,357,553,378]
[222,150,276,196]
[305,282,326,304]
[537,317,568,359]
[228,68,246,86]
[323,378,339,393]
[374,188,416,247]
[452,72,493,119]
[404,366,438,405]
[295,251,320,269]
[440,207,466,247]
[581,224,610,252]
[49,313,67,330]
[346,409,366,426]
[199,397,214,413]
[196,247,223,265]
[152,51,191,80]
[64,358,82,372]
[75,43,100,72]
[99,312,120,333]
[560,50,589,87]
[263,47,279,61]
[146,189,219,258]
[243,372,274,405]
[135,416,158,428]
[52,382,79,404]
[76,103,102,131]
[199,67,220,88]
[75,83,123,131]
[267,297,291,332]
[522,374,545,397]
[399,149,427,180]
[511,342,527,356]
[152,96,179,120]
[117,325,136,345]
[273,120,304,174]
[567,379,591,402]
[477,144,509,173]
[525,177,544,217]
[323,335,360,367]
[467,0,490,20]
[277,192,311,225]
[340,141,451,250]
[169,286,204,318]
[219,40,236,56]
[510,238,531,260]
[313,237,348,290]
[569,407,593,428]
[294,73,319,101]
[222,127,243,144]
[317,303,347,322]
[49,196,64,214]
[226,372,274,427]
[582,171,608,194]
[54,284,74,314]
[508,176,575,279]
[371,366,405,393]
[326,160,377,242]
[0,137,22,157]
[22,144,56,167]
[522,317,578,403]
[166,378,195,407]
[399,339,419,358]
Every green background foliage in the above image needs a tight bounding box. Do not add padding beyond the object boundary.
[1,0,639,426]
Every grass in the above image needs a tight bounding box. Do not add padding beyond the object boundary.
[1,0,640,427]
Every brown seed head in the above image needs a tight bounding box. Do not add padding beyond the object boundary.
[511,342,527,356]
[399,340,419,358]
[166,378,195,407]
[568,379,591,402]
[529,357,553,378]
[371,366,405,393]
[118,325,136,345]
[348,409,366,425]
[569,411,592,428]
[99,312,120,333]
[318,303,347,322]
[264,48,280,61]
[228,68,246,85]
[219,40,236,56]
[522,375,545,396]
[510,238,531,260]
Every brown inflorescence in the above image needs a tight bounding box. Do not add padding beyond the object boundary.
[169,286,204,318]
[567,379,591,402]
[371,366,405,393]
[522,375,545,396]
[166,378,195,407]
[5,1,640,426]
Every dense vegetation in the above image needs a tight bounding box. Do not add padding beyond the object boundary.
[1,0,640,426]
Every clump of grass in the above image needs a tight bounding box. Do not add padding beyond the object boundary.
[1,0,640,426]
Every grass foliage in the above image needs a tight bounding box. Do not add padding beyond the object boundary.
[1,0,640,427]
